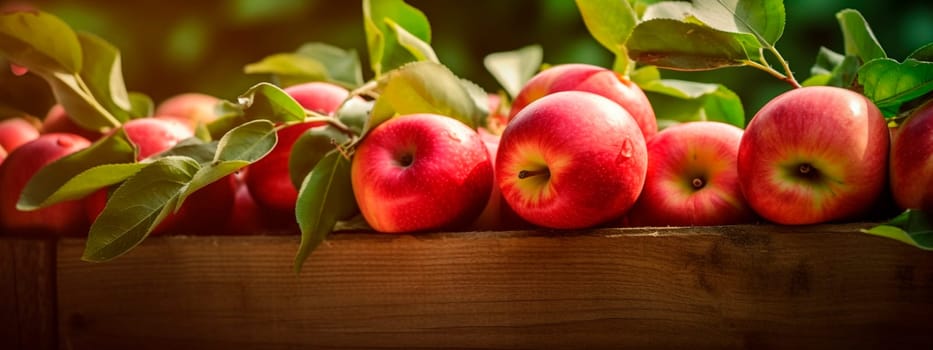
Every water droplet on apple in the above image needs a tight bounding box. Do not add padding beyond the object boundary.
[616,138,633,163]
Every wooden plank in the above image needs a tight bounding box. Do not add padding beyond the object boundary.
[0,237,58,350]
[56,224,933,349]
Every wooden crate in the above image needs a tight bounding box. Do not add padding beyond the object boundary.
[4,223,933,349]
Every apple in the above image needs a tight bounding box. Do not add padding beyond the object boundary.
[85,117,235,235]
[0,133,91,236]
[41,104,104,141]
[245,82,360,215]
[351,113,493,233]
[283,82,353,115]
[225,171,266,235]
[470,128,529,230]
[509,63,658,141]
[737,86,889,225]
[497,91,647,229]
[0,116,40,152]
[154,93,221,132]
[624,121,755,227]
[484,93,509,135]
[890,98,933,212]
[245,121,323,215]
[120,117,193,159]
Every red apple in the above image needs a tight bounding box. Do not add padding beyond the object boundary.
[226,171,266,235]
[246,121,325,215]
[0,116,40,152]
[738,86,889,225]
[625,121,755,226]
[470,128,529,230]
[0,133,91,236]
[154,93,221,132]
[890,98,933,212]
[245,82,358,215]
[283,82,352,115]
[351,113,493,233]
[41,104,104,141]
[121,117,193,159]
[484,93,509,135]
[509,63,658,141]
[85,117,235,235]
[497,91,647,229]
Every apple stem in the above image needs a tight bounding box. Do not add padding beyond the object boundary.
[799,163,812,175]
[691,177,705,189]
[518,168,550,179]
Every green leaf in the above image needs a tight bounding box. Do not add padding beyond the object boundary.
[76,32,132,123]
[176,120,277,208]
[335,98,373,135]
[858,58,933,116]
[0,11,82,73]
[630,65,662,85]
[127,92,153,118]
[44,71,121,131]
[363,0,432,76]
[207,83,306,138]
[157,138,217,164]
[365,93,396,134]
[214,120,277,163]
[375,61,487,129]
[908,42,933,62]
[810,47,845,76]
[805,47,860,88]
[294,150,357,272]
[482,45,543,98]
[289,125,351,189]
[244,42,366,88]
[238,83,307,122]
[627,19,759,70]
[836,9,886,63]
[244,53,329,87]
[575,0,637,75]
[861,210,933,250]
[386,18,438,64]
[641,79,744,128]
[295,42,364,88]
[83,156,201,262]
[0,12,126,131]
[16,131,137,210]
[644,0,785,46]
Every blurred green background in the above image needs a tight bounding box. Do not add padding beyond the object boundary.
[1,0,931,121]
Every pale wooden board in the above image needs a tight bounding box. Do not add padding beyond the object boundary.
[55,224,933,349]
[0,237,57,350]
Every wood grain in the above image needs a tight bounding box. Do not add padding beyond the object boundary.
[55,224,933,349]
[0,237,57,350]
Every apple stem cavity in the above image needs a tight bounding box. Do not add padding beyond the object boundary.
[518,168,550,180]
[398,153,414,167]
[691,177,706,190]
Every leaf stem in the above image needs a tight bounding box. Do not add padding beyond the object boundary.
[301,115,356,138]
[767,46,801,89]
[744,59,801,89]
[347,80,380,100]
